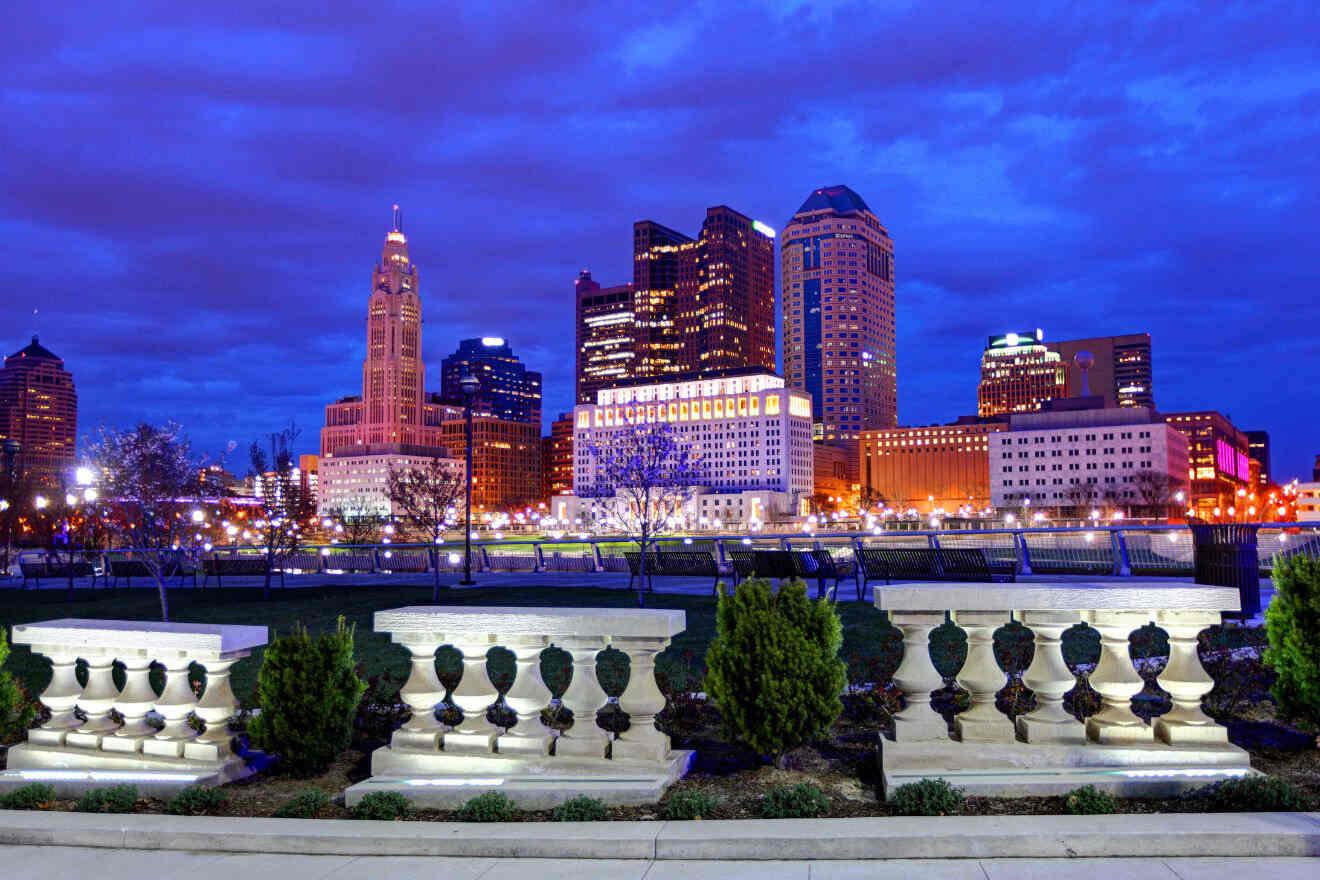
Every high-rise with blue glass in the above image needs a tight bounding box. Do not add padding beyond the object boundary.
[439,337,543,425]
[781,186,896,445]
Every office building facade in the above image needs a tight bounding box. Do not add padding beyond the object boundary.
[439,417,541,511]
[439,337,542,424]
[1046,334,1154,410]
[542,412,574,501]
[860,419,1007,515]
[1245,430,1271,487]
[978,329,1067,417]
[781,185,897,443]
[575,271,636,404]
[991,406,1188,518]
[1163,411,1252,519]
[0,336,77,488]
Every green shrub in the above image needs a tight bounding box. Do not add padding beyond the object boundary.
[457,791,515,822]
[890,778,965,816]
[551,795,607,822]
[1194,775,1310,812]
[0,783,56,810]
[0,628,39,744]
[1063,785,1116,815]
[271,789,330,819]
[350,790,410,820]
[760,783,830,819]
[661,789,719,820]
[1264,554,1320,727]
[248,617,367,777]
[74,785,138,814]
[705,579,847,762]
[166,785,227,816]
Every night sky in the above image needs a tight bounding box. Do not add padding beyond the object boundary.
[3,2,1317,477]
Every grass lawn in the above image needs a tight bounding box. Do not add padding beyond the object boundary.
[0,583,900,706]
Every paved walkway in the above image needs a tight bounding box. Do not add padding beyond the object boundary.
[6,847,1317,879]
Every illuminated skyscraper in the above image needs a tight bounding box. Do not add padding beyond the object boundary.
[0,336,77,488]
[575,271,636,405]
[439,337,542,424]
[781,185,896,444]
[977,329,1067,417]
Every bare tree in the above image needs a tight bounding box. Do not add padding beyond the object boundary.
[1130,470,1181,520]
[323,505,385,545]
[249,423,314,600]
[86,422,201,621]
[585,422,705,607]
[385,456,465,602]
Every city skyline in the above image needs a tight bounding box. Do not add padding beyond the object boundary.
[2,3,1317,477]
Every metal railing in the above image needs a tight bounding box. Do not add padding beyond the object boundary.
[8,523,1316,583]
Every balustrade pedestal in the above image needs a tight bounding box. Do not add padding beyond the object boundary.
[612,637,673,763]
[556,637,611,758]
[1153,611,1228,745]
[888,612,950,742]
[391,641,447,752]
[1015,611,1087,744]
[499,637,554,756]
[1084,610,1155,744]
[952,611,1015,743]
[1,619,266,798]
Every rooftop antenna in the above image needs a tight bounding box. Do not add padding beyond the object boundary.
[392,203,402,232]
[31,308,39,342]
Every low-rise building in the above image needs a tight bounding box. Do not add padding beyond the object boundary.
[1163,411,1252,520]
[860,418,1006,515]
[317,446,462,518]
[1296,482,1320,522]
[991,406,1189,519]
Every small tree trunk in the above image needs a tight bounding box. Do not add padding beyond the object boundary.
[263,550,273,601]
[432,533,443,603]
[153,563,170,622]
[637,526,648,608]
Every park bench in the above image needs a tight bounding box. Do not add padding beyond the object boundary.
[543,551,596,572]
[202,555,278,587]
[322,550,376,573]
[108,557,198,588]
[624,550,722,594]
[799,548,855,600]
[855,547,1015,599]
[20,555,96,588]
[484,548,538,572]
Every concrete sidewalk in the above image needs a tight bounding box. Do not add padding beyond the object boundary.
[5,847,1319,879]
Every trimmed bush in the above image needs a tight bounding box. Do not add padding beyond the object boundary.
[166,785,227,816]
[271,789,330,819]
[0,782,56,810]
[760,783,830,819]
[890,778,965,816]
[350,791,410,820]
[457,791,515,822]
[1264,554,1320,727]
[551,795,608,822]
[248,617,367,777]
[74,785,138,814]
[705,579,847,762]
[661,789,718,820]
[1063,785,1116,815]
[0,627,39,744]
[1194,775,1310,812]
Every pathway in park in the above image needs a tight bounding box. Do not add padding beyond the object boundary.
[7,847,1318,879]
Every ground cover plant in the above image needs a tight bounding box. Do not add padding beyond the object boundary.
[350,790,410,820]
[271,789,330,818]
[890,778,965,816]
[166,785,227,816]
[458,791,515,822]
[74,785,138,813]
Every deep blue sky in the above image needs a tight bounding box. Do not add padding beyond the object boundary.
[3,1,1317,478]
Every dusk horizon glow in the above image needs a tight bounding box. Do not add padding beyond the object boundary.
[3,1,1316,477]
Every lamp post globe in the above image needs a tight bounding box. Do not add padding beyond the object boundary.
[459,372,479,586]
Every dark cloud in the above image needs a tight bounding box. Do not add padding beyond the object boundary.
[1,0,1317,475]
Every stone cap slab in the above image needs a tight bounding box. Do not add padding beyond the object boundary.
[874,581,1241,613]
[374,606,686,641]
[10,619,268,657]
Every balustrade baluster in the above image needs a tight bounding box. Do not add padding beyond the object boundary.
[186,658,241,761]
[27,651,82,746]
[103,653,157,753]
[445,639,499,752]
[392,640,447,751]
[556,636,610,758]
[142,656,201,757]
[1083,611,1154,743]
[951,611,1015,742]
[65,651,121,748]
[1015,611,1086,743]
[1153,611,1226,745]
[888,612,949,741]
[500,637,554,755]
[612,636,671,762]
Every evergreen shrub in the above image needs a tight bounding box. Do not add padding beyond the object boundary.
[1063,785,1116,815]
[661,789,718,820]
[704,578,847,762]
[551,795,608,821]
[890,778,965,816]
[1264,554,1320,727]
[248,617,366,776]
[350,791,410,820]
[1194,775,1310,812]
[271,789,330,818]
[0,783,56,810]
[457,791,515,822]
[760,783,830,818]
[166,785,227,816]
[0,627,38,743]
[74,785,138,813]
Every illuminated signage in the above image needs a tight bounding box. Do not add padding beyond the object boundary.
[481,337,505,347]
[753,220,776,238]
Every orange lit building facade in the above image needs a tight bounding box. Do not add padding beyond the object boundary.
[542,412,573,501]
[978,329,1066,417]
[440,418,541,511]
[1163,411,1252,520]
[860,420,1005,514]
[0,336,77,488]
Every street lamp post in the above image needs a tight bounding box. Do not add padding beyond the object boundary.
[459,372,480,586]
[2,438,19,572]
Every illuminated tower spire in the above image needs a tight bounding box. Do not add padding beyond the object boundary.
[393,202,402,232]
[361,206,424,439]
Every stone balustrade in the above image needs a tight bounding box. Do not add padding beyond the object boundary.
[345,605,690,809]
[1,619,267,796]
[875,582,1255,797]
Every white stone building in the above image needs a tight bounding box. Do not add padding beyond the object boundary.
[552,371,814,528]
[317,450,463,518]
[990,405,1189,516]
[1296,482,1320,522]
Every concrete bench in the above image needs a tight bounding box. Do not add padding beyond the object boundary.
[874,581,1252,799]
[1,619,267,796]
[348,605,690,809]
